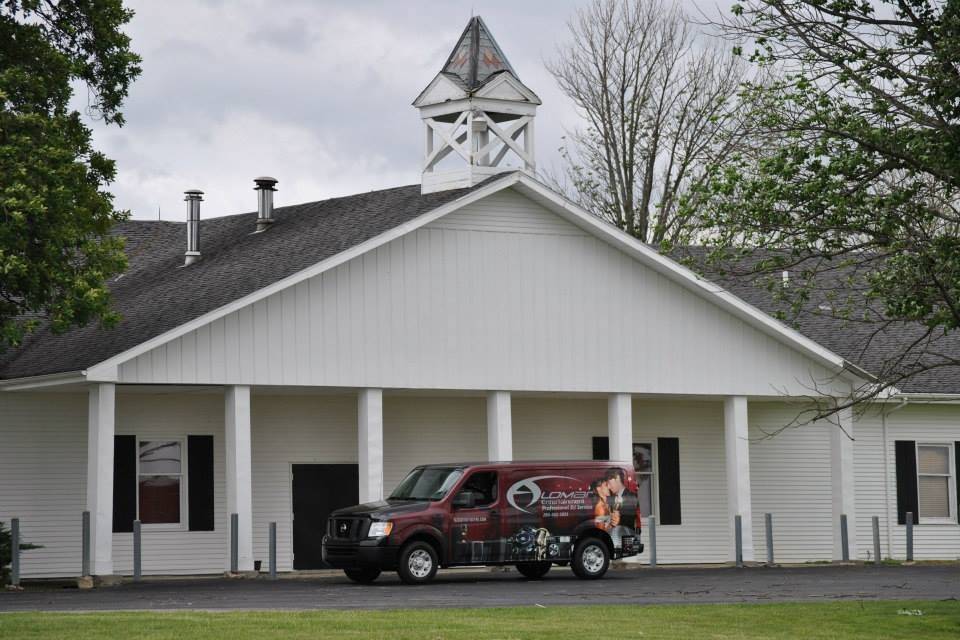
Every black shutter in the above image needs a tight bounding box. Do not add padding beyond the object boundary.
[894,440,918,525]
[955,442,960,524]
[113,435,136,533]
[657,437,681,525]
[188,435,215,531]
[592,436,609,460]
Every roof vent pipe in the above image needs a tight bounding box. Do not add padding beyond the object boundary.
[254,177,278,232]
[184,189,203,265]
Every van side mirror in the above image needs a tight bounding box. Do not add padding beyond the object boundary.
[453,490,477,509]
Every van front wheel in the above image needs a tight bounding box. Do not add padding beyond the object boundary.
[397,541,439,584]
[572,537,610,579]
[515,562,552,579]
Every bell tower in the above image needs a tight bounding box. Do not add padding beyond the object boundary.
[413,16,541,194]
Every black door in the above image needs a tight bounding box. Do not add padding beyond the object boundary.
[292,464,359,569]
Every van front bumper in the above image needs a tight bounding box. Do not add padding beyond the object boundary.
[322,536,399,570]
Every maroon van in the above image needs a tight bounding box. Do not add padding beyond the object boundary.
[322,460,643,584]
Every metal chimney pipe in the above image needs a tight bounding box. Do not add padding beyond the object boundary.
[253,177,278,232]
[184,189,203,265]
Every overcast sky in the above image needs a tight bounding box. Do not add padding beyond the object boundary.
[78,0,723,221]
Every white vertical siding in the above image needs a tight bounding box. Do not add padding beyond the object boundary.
[748,402,834,562]
[118,189,838,398]
[0,393,87,578]
[512,398,730,564]
[250,393,357,572]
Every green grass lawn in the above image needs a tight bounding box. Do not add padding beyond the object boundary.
[1,600,958,639]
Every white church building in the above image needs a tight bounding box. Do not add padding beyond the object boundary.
[2,17,959,580]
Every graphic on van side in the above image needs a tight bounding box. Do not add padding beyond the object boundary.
[505,475,583,513]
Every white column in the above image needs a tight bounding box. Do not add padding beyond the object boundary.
[607,393,632,462]
[724,396,755,562]
[86,383,116,576]
[487,391,513,462]
[358,388,384,503]
[831,406,857,560]
[225,385,254,572]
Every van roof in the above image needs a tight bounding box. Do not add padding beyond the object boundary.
[417,460,630,469]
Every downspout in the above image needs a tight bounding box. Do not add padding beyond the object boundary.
[881,396,910,557]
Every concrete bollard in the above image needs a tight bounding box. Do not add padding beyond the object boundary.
[133,520,142,582]
[765,513,774,565]
[648,515,657,568]
[840,514,849,562]
[872,516,881,565]
[81,511,90,577]
[735,514,743,568]
[230,513,239,574]
[905,512,914,562]
[269,522,277,580]
[11,518,20,587]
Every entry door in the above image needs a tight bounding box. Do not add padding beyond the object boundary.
[292,464,359,570]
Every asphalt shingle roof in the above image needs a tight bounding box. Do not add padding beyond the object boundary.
[0,179,495,380]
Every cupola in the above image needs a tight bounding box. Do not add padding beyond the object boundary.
[413,16,541,194]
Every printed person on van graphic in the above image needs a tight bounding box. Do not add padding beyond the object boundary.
[605,467,641,548]
[591,478,614,531]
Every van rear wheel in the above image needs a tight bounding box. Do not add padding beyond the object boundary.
[397,541,439,585]
[515,562,552,580]
[344,568,381,584]
[572,537,610,579]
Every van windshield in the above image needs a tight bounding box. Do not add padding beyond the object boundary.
[389,467,463,501]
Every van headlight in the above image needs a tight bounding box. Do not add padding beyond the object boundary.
[367,521,393,538]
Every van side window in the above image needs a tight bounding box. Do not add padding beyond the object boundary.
[461,471,497,507]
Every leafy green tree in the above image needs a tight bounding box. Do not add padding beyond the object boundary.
[696,0,960,403]
[0,0,141,348]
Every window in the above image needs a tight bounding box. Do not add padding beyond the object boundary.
[916,444,955,522]
[460,471,498,507]
[138,440,185,526]
[390,467,463,501]
[633,442,654,518]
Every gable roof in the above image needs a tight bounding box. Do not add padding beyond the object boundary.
[0,179,500,381]
[5,171,931,393]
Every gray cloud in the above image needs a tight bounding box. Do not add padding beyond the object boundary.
[74,0,723,221]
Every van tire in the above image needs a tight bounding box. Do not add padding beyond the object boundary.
[571,537,610,579]
[397,541,439,585]
[515,562,552,580]
[344,568,381,584]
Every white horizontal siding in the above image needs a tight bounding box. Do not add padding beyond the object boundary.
[111,393,228,575]
[513,398,729,564]
[749,402,834,563]
[853,409,893,561]
[250,394,357,572]
[118,188,838,397]
[382,396,487,491]
[0,393,87,578]
[878,404,960,560]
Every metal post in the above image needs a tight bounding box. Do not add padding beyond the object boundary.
[269,522,277,580]
[11,518,20,587]
[872,516,881,566]
[764,513,774,565]
[133,520,142,582]
[905,512,914,562]
[81,511,90,577]
[648,515,657,568]
[840,514,849,562]
[735,514,743,568]
[230,513,239,574]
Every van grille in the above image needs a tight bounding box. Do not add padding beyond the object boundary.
[329,517,366,541]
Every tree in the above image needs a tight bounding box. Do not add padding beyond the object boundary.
[546,0,751,245]
[694,0,960,417]
[0,0,141,349]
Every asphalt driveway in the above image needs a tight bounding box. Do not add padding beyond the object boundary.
[1,564,957,612]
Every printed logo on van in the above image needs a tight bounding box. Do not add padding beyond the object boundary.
[506,475,582,513]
